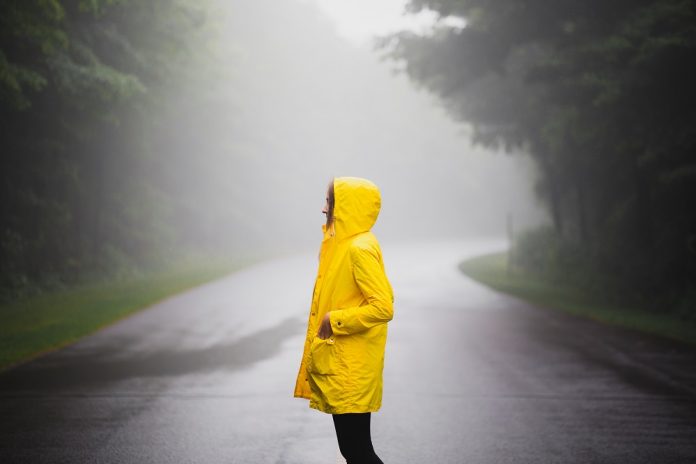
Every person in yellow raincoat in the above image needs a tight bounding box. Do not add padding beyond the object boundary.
[294,176,394,463]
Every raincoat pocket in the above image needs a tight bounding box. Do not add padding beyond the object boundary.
[308,336,337,375]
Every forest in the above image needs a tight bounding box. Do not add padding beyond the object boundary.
[1,0,218,300]
[2,0,695,319]
[384,0,696,315]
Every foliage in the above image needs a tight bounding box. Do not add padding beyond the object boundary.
[0,253,245,371]
[460,252,696,344]
[0,0,211,301]
[386,0,696,312]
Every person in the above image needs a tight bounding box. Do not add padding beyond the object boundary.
[294,176,394,464]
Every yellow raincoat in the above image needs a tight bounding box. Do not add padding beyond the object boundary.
[293,177,394,414]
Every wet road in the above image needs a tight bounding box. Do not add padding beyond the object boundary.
[1,239,696,463]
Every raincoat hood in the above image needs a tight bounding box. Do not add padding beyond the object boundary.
[323,177,382,240]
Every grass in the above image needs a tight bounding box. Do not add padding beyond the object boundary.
[459,251,696,345]
[0,255,254,372]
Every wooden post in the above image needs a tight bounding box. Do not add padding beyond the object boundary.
[507,212,514,277]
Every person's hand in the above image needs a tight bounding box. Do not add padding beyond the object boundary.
[317,312,333,340]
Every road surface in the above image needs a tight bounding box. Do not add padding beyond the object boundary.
[1,239,695,463]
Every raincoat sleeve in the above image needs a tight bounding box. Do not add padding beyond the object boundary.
[329,243,394,335]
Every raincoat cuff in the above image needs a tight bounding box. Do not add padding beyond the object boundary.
[329,310,348,335]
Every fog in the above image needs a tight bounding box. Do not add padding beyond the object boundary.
[155,0,547,260]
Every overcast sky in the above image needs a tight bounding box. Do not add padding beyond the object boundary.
[306,0,432,44]
[305,0,463,45]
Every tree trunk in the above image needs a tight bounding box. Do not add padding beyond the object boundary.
[537,148,564,236]
[576,176,588,243]
[632,160,656,263]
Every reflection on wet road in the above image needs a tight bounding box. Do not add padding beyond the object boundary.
[1,239,695,463]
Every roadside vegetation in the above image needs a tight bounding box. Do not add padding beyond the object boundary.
[0,0,257,304]
[388,0,696,322]
[0,255,249,371]
[460,246,696,345]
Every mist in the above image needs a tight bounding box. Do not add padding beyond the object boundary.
[153,0,546,259]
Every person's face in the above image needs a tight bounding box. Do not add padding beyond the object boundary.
[322,187,330,218]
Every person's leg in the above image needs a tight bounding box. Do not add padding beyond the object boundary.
[331,413,352,461]
[332,413,384,464]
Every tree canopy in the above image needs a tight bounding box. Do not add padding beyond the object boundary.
[386,0,696,309]
[0,0,209,298]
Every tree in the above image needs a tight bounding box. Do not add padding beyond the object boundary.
[385,0,696,308]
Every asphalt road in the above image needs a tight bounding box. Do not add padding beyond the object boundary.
[1,239,695,463]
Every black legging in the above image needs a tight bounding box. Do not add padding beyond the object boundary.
[332,413,384,464]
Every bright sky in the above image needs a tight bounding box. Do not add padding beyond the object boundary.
[306,0,462,45]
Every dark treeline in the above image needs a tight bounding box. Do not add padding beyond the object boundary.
[386,0,696,314]
[0,0,210,300]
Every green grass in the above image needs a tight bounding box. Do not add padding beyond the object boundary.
[459,251,696,345]
[0,255,254,371]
